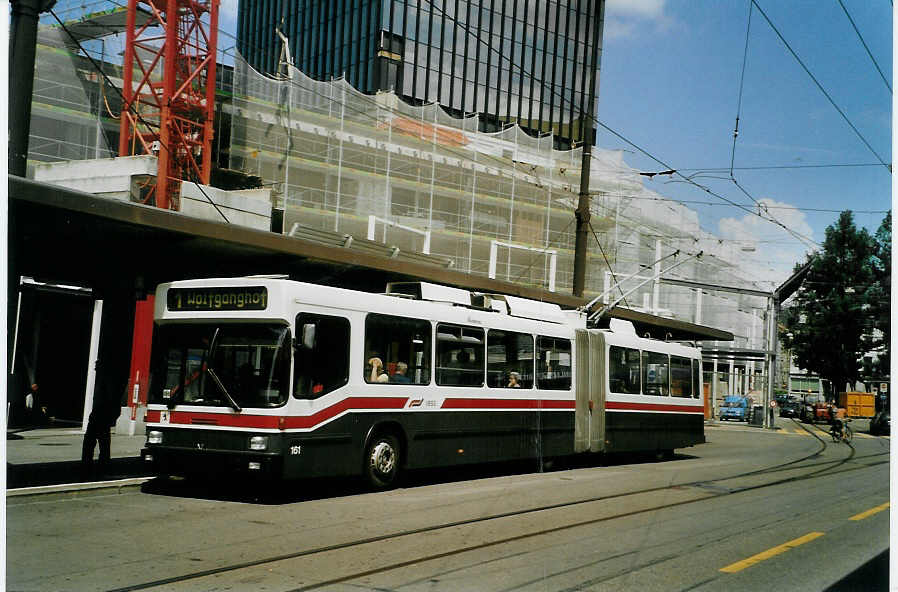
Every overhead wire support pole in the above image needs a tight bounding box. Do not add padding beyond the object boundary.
[572,0,605,298]
[589,251,703,324]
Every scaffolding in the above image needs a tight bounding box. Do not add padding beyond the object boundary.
[229,53,770,348]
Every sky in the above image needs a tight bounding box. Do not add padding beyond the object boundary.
[598,0,892,286]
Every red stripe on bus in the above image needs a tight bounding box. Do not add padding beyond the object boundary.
[145,397,702,431]
[280,397,409,429]
[606,401,703,413]
[441,398,575,410]
[147,397,409,430]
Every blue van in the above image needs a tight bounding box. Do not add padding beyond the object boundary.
[720,395,750,421]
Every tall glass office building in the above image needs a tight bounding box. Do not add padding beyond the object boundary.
[237,1,604,148]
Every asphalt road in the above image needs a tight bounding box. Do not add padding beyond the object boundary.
[7,419,890,591]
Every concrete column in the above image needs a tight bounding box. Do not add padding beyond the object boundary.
[729,359,736,395]
[652,239,662,314]
[694,288,703,325]
[80,299,104,432]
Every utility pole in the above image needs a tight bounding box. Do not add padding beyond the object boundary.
[572,0,605,297]
[9,0,56,177]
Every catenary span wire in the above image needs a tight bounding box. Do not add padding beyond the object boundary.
[73,0,884,250]
[587,192,888,214]
[419,0,825,250]
[71,17,885,181]
[52,6,725,295]
[208,15,714,277]
[836,0,891,94]
[47,9,232,224]
[594,121,820,249]
[70,16,886,186]
[85,2,819,268]
[751,0,891,172]
[210,0,808,263]
[730,0,754,178]
[678,163,885,172]
[219,3,831,252]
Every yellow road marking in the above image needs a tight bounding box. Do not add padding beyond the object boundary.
[720,532,825,573]
[793,428,811,436]
[849,502,890,521]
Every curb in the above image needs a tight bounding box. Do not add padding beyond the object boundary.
[7,476,153,497]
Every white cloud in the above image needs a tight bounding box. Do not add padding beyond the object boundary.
[717,199,816,286]
[606,0,666,19]
[603,0,674,41]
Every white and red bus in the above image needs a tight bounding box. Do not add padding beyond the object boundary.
[142,277,704,488]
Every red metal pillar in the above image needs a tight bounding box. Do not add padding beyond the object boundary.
[117,0,138,158]
[125,296,155,426]
[118,0,220,210]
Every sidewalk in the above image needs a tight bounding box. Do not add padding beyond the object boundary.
[6,427,152,489]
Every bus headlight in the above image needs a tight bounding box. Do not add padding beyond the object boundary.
[147,430,163,444]
[249,435,269,451]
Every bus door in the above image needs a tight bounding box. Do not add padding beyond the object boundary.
[574,329,606,453]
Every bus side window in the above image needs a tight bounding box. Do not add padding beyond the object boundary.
[436,324,485,387]
[294,313,350,399]
[487,330,534,388]
[692,359,701,399]
[536,337,571,390]
[641,351,669,396]
[670,356,692,398]
[609,346,640,394]
[364,313,431,385]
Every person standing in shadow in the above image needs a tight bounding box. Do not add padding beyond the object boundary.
[81,367,121,478]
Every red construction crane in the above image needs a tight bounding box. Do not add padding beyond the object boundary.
[118,0,219,210]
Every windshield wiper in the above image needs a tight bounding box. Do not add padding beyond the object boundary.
[206,367,243,413]
[202,327,242,413]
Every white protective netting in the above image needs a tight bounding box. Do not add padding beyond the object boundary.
[230,53,769,348]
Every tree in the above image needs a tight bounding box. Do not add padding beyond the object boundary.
[866,211,891,377]
[780,211,878,395]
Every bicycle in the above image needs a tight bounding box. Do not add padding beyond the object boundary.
[831,418,853,443]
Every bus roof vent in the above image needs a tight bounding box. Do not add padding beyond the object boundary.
[608,318,637,335]
[504,295,565,324]
[473,293,509,314]
[386,282,472,306]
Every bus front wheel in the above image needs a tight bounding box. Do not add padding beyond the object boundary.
[364,433,401,489]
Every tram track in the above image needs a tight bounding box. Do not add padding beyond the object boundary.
[107,423,886,592]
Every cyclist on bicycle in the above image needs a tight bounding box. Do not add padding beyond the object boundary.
[830,402,847,440]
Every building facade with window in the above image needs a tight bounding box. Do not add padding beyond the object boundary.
[237,0,604,148]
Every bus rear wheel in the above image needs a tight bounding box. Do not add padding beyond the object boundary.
[364,434,401,489]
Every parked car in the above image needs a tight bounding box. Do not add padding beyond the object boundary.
[869,410,890,435]
[779,400,800,418]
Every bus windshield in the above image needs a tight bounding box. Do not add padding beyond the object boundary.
[149,323,291,409]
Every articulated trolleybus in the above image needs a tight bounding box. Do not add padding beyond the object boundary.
[143,277,705,488]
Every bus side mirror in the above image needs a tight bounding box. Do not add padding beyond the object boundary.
[301,323,316,350]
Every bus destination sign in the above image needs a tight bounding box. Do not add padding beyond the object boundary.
[167,287,268,311]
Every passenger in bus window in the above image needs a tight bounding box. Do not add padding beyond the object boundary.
[507,372,521,388]
[390,362,412,383]
[367,357,389,383]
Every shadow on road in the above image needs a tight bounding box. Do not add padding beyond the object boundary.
[139,450,699,504]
